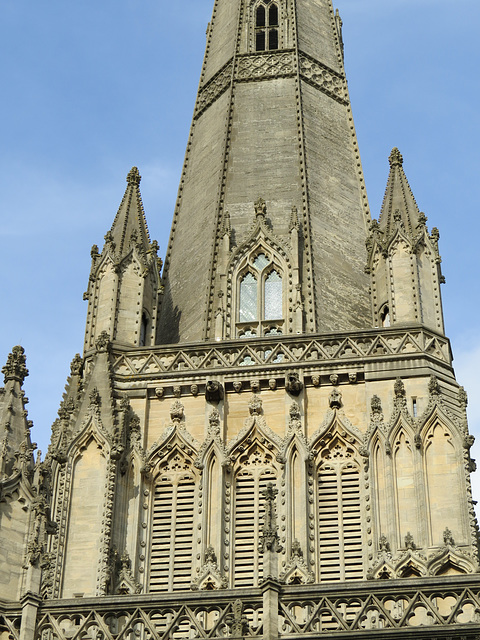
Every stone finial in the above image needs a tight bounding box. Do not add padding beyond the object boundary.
[404,532,416,550]
[95,331,111,352]
[458,386,468,409]
[126,166,141,186]
[428,375,440,396]
[221,210,231,238]
[229,600,249,637]
[254,197,267,219]
[389,147,403,167]
[443,527,455,546]
[379,535,390,552]
[2,346,28,384]
[170,400,184,424]
[259,482,282,553]
[248,394,262,416]
[70,354,83,376]
[394,378,405,399]
[371,395,382,415]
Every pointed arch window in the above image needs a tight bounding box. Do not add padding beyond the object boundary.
[316,439,363,582]
[255,1,279,51]
[149,450,197,592]
[237,252,284,337]
[233,442,278,586]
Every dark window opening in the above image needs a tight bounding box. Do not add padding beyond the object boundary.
[255,2,279,51]
[256,30,266,51]
[140,312,148,346]
[268,4,278,25]
[256,5,266,27]
[269,28,278,50]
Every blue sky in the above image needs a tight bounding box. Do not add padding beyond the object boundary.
[0,0,479,494]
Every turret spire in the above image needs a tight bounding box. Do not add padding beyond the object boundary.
[83,168,162,351]
[366,149,445,332]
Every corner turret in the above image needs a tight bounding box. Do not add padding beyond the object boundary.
[366,149,445,333]
[83,168,162,352]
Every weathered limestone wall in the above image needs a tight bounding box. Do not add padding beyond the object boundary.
[158,92,230,343]
[62,440,107,597]
[296,0,341,71]
[301,82,370,330]
[223,78,302,243]
[0,495,28,600]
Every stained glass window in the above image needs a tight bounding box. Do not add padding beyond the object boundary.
[239,273,258,322]
[264,270,282,319]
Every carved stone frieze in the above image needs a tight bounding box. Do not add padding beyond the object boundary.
[299,53,346,103]
[195,60,233,117]
[237,51,294,82]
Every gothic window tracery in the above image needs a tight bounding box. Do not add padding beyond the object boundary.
[237,252,284,337]
[255,0,279,51]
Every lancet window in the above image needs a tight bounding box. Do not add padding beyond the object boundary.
[233,442,278,586]
[237,252,284,337]
[255,1,279,51]
[149,450,197,592]
[316,438,363,582]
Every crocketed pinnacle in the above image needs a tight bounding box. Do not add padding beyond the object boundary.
[106,167,151,257]
[379,148,423,237]
[0,346,35,481]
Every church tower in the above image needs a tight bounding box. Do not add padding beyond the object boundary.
[1,1,479,639]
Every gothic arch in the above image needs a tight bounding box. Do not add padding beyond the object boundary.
[146,432,200,593]
[311,419,364,582]
[420,411,468,547]
[390,419,422,550]
[229,426,280,587]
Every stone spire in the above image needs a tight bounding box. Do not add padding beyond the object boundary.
[366,149,445,333]
[378,148,423,237]
[107,167,151,258]
[156,0,371,344]
[83,168,162,351]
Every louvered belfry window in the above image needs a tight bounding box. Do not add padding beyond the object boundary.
[233,444,277,586]
[150,470,195,592]
[317,442,363,581]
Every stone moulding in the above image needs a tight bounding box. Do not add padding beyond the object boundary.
[110,326,452,378]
